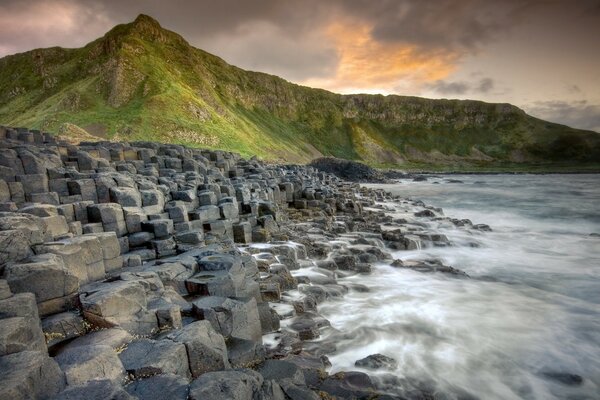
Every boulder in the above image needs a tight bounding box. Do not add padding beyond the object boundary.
[0,351,65,400]
[110,187,142,207]
[119,338,191,379]
[227,337,266,368]
[0,316,47,356]
[0,229,33,265]
[59,327,132,353]
[41,311,86,348]
[53,379,134,400]
[4,253,79,302]
[188,369,263,400]
[55,344,126,385]
[192,296,262,341]
[125,373,189,400]
[355,353,398,370]
[166,320,230,377]
[80,280,157,335]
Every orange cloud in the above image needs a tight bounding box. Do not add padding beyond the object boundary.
[300,21,460,94]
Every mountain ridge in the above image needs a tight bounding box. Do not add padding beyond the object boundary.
[1,14,599,168]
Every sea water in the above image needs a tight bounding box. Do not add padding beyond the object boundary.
[317,174,600,400]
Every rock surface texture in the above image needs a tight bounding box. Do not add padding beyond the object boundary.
[0,126,482,399]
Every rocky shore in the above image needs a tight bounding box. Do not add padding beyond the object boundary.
[0,126,489,399]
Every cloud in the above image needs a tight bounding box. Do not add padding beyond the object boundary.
[0,0,598,99]
[477,78,494,93]
[426,78,495,96]
[299,20,458,93]
[525,100,600,132]
[0,0,113,56]
[566,84,582,94]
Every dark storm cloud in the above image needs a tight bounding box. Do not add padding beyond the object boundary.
[427,78,495,96]
[526,101,600,132]
[477,78,494,93]
[2,0,599,79]
[2,0,595,57]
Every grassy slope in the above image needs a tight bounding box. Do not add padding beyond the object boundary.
[1,14,599,170]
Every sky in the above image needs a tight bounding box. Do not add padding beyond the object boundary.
[1,0,599,132]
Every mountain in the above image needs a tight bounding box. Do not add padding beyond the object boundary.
[1,14,599,169]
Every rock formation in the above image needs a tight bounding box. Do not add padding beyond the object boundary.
[0,125,478,399]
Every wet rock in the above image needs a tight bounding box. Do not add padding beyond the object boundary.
[541,371,584,386]
[317,371,377,399]
[258,359,306,386]
[257,302,280,334]
[414,209,436,217]
[227,337,266,368]
[355,353,398,370]
[395,259,468,276]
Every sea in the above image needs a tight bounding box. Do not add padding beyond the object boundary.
[317,174,600,400]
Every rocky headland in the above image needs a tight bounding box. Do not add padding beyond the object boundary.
[0,126,490,399]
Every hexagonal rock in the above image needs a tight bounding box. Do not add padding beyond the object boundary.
[55,344,126,386]
[142,219,174,239]
[41,311,86,348]
[190,205,220,223]
[0,279,11,300]
[33,240,89,285]
[0,212,46,245]
[258,359,306,386]
[53,379,134,400]
[226,337,266,369]
[189,369,263,400]
[125,373,189,400]
[80,280,156,335]
[119,338,191,380]
[0,316,47,356]
[4,253,79,302]
[90,232,121,259]
[110,187,142,207]
[192,296,262,342]
[0,351,65,400]
[0,229,33,265]
[166,320,230,377]
[59,328,132,353]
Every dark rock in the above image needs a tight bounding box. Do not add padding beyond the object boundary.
[125,373,189,400]
[355,353,398,370]
[53,379,134,400]
[541,371,584,386]
[188,369,263,400]
[0,350,65,400]
[309,158,387,183]
[119,338,191,379]
[166,320,230,377]
[55,344,126,385]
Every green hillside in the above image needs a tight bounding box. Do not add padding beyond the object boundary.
[1,14,599,169]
